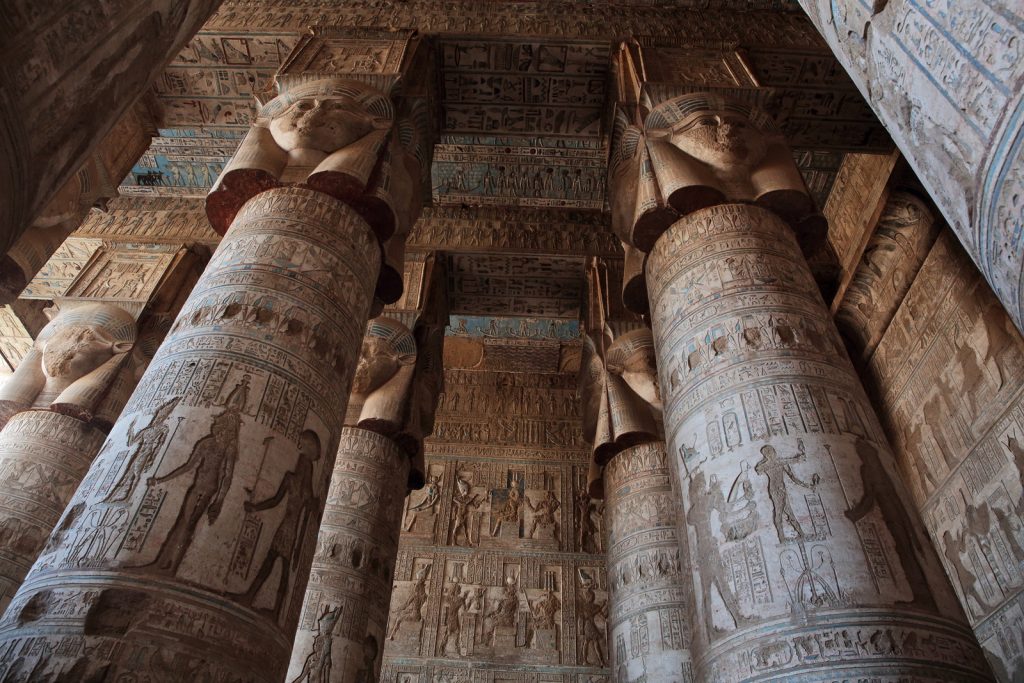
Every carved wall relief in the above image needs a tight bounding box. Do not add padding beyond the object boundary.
[867,229,1024,680]
[836,191,940,362]
[380,365,610,681]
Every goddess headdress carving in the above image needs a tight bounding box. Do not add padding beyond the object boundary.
[0,303,137,427]
[206,78,424,253]
[609,92,813,252]
[580,327,662,465]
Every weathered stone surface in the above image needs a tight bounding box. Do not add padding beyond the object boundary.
[0,188,380,680]
[867,229,1024,681]
[603,441,693,682]
[836,190,940,362]
[648,202,987,680]
[799,0,1024,333]
[0,0,218,254]
[287,427,410,683]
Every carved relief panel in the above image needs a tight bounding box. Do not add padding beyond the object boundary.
[868,230,1024,680]
[381,365,608,681]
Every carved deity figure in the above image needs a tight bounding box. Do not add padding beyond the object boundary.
[103,397,181,503]
[845,438,936,609]
[486,576,520,644]
[404,474,441,532]
[609,92,812,251]
[207,78,422,244]
[490,480,523,537]
[290,604,341,683]
[0,303,136,426]
[144,407,242,575]
[388,564,431,640]
[450,476,480,546]
[576,574,607,666]
[688,471,748,635]
[754,440,819,543]
[526,489,561,542]
[575,489,598,553]
[349,317,419,446]
[530,588,561,630]
[941,528,990,617]
[438,581,468,654]
[237,429,322,620]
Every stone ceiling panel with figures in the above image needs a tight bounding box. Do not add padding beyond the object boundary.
[447,253,585,319]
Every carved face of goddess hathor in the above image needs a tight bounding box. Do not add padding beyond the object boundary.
[350,319,417,435]
[41,325,129,384]
[607,330,662,413]
[667,112,768,172]
[352,336,402,395]
[269,95,377,166]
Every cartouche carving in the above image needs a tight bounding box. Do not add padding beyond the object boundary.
[0,303,136,427]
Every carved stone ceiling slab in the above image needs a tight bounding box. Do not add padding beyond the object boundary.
[447,253,585,319]
[430,38,611,209]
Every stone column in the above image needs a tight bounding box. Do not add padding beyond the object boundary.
[0,0,218,254]
[286,427,409,683]
[286,294,445,682]
[798,0,1024,334]
[835,190,940,363]
[0,72,427,679]
[579,320,694,681]
[609,90,991,681]
[0,303,138,610]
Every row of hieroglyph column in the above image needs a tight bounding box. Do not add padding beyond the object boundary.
[571,49,996,682]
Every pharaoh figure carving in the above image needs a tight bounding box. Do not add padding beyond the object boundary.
[607,85,989,681]
[0,302,137,427]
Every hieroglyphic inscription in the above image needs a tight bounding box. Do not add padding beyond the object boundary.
[646,203,988,681]
[447,254,584,319]
[868,229,1024,679]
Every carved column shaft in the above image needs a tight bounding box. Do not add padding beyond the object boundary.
[0,412,105,608]
[0,187,380,681]
[603,440,692,681]
[286,427,409,683]
[646,202,989,680]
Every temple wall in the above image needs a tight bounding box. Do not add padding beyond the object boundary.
[866,229,1024,681]
[380,366,612,682]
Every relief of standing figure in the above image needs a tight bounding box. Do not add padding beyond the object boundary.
[754,440,819,543]
[290,604,341,683]
[142,407,241,575]
[237,429,322,621]
[103,397,180,503]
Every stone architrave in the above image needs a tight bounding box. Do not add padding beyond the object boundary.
[0,1,218,256]
[798,0,1024,334]
[836,190,940,362]
[0,71,425,679]
[0,303,137,610]
[608,88,992,681]
[579,323,694,680]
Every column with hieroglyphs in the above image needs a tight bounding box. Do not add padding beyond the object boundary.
[0,31,430,682]
[579,306,695,681]
[287,256,446,683]
[607,51,992,679]
[0,244,206,611]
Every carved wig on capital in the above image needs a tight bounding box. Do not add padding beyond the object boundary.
[580,327,663,467]
[206,77,425,252]
[609,92,814,252]
[0,303,138,428]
